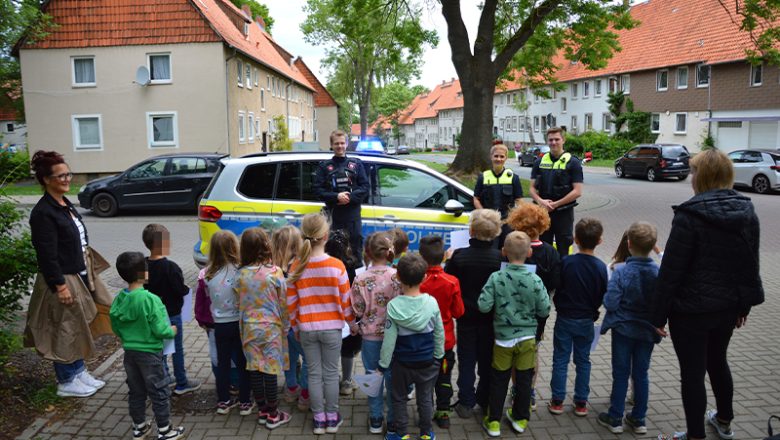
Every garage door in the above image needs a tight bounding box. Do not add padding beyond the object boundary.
[749,121,778,149]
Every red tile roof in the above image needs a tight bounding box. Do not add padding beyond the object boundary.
[294,57,338,107]
[434,79,462,111]
[397,79,460,124]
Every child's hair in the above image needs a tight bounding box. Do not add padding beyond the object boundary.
[506,202,551,239]
[240,227,272,267]
[365,231,394,264]
[141,223,169,252]
[627,221,657,256]
[206,230,240,280]
[116,251,147,284]
[271,225,302,271]
[611,230,630,268]
[574,217,604,250]
[287,213,329,284]
[325,229,358,269]
[396,252,428,287]
[503,231,531,261]
[419,235,444,266]
[389,228,409,256]
[469,209,502,241]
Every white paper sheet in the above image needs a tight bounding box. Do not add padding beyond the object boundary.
[354,372,384,397]
[342,322,351,339]
[449,229,470,251]
[181,289,193,323]
[591,324,602,351]
[163,338,175,355]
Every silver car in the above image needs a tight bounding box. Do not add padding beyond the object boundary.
[728,149,780,194]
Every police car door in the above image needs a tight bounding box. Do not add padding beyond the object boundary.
[270,161,329,228]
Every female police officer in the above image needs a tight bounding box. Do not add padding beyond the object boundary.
[473,143,523,247]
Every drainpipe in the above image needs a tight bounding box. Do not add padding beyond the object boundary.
[707,66,712,141]
[286,81,292,146]
[225,48,238,156]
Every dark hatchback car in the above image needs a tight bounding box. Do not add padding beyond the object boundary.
[78,153,226,217]
[518,144,550,166]
[614,144,690,181]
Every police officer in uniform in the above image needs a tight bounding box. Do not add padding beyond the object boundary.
[314,129,370,265]
[473,143,523,247]
[529,127,583,257]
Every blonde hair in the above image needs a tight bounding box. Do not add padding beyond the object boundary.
[469,209,502,241]
[503,231,531,261]
[287,213,330,284]
[365,231,394,265]
[690,149,734,194]
[271,225,302,272]
[490,144,509,156]
[206,230,240,280]
[627,221,657,256]
[506,202,550,239]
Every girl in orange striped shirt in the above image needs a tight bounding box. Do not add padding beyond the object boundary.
[287,213,355,435]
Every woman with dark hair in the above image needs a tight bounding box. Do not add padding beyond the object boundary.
[25,150,113,398]
[654,149,764,440]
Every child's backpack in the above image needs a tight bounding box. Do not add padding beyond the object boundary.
[765,415,780,440]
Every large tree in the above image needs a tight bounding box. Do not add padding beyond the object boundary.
[301,0,437,140]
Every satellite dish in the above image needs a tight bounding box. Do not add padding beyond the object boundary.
[134,66,150,86]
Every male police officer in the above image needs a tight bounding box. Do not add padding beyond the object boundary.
[529,127,583,257]
[473,143,523,247]
[314,129,370,264]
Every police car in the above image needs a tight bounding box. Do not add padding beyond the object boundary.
[194,151,475,266]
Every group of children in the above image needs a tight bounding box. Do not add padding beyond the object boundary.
[108,201,666,440]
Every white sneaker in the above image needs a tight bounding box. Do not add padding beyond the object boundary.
[78,370,106,390]
[57,378,97,397]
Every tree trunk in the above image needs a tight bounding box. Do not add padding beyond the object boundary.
[450,84,494,175]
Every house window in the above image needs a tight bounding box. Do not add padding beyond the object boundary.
[675,113,687,133]
[570,115,578,134]
[267,75,270,91]
[585,113,593,131]
[248,113,255,141]
[237,60,243,87]
[254,68,258,87]
[620,74,630,93]
[657,70,668,91]
[534,116,540,132]
[147,53,171,84]
[571,83,578,98]
[677,67,688,89]
[71,56,95,87]
[499,119,505,130]
[696,64,710,87]
[651,113,660,133]
[561,97,567,113]
[534,92,539,104]
[750,64,763,86]
[245,64,252,89]
[583,81,590,98]
[594,79,602,97]
[71,115,103,150]
[512,116,518,131]
[256,119,261,138]
[541,116,548,132]
[238,112,246,143]
[261,89,265,110]
[6,123,13,132]
[552,87,557,100]
[609,77,618,93]
[146,112,178,148]
[602,113,611,133]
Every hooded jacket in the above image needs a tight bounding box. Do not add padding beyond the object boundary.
[379,294,444,371]
[110,287,175,353]
[651,189,764,327]
[445,239,502,326]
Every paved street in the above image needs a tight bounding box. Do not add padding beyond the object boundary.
[17,162,780,440]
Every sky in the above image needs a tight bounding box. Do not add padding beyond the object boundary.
[266,1,483,90]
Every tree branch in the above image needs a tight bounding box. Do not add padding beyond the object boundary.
[441,0,473,80]
[474,0,498,61]
[492,0,563,76]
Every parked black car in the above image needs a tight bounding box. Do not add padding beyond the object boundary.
[519,144,549,166]
[614,144,690,181]
[78,153,226,217]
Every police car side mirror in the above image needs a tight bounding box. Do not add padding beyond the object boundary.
[444,199,464,217]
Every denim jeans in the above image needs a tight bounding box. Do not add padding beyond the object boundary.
[456,322,494,408]
[54,359,85,384]
[361,339,393,422]
[124,350,171,428]
[163,314,189,388]
[284,328,308,390]
[550,317,594,402]
[608,331,654,421]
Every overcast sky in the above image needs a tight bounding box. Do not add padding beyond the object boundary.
[266,1,483,90]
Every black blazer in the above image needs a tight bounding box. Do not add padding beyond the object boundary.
[29,192,88,291]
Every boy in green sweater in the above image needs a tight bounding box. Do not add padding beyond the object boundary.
[110,251,185,440]
[478,231,551,437]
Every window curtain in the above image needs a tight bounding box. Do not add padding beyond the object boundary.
[150,56,170,80]
[74,59,95,84]
[153,116,174,142]
[79,118,100,145]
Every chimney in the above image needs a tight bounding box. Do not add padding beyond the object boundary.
[256,16,266,31]
[241,4,251,18]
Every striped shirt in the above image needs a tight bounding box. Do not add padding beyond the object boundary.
[287,254,353,333]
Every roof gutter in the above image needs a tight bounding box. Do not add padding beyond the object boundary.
[225,47,238,156]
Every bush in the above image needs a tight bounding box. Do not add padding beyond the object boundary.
[0,150,31,184]
[270,115,293,151]
[0,200,37,324]
[564,131,634,160]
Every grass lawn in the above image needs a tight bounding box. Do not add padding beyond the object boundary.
[412,149,517,159]
[1,182,82,196]
[413,159,531,196]
[585,158,616,168]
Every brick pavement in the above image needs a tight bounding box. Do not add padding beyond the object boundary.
[16,172,780,440]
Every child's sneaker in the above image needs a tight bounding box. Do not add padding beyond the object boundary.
[384,433,407,440]
[433,410,450,429]
[132,420,152,439]
[257,408,270,425]
[657,432,688,440]
[312,418,326,435]
[547,399,564,415]
[326,413,343,433]
[505,408,528,434]
[266,410,291,429]
[419,431,436,440]
[282,385,300,403]
[297,392,311,411]
[156,425,185,440]
[706,409,735,439]
[173,379,202,395]
[339,379,355,395]
[239,401,255,416]
[625,415,647,434]
[369,416,384,434]
[530,388,537,411]
[482,416,500,437]
[454,402,473,418]
[574,400,589,417]
[597,412,624,434]
[216,399,238,415]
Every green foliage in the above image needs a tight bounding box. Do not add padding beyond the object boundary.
[0,330,21,365]
[270,115,292,151]
[28,383,62,410]
[0,150,30,184]
[701,133,716,150]
[564,131,633,160]
[228,0,274,33]
[607,91,626,133]
[612,98,656,144]
[454,132,462,147]
[0,199,37,324]
[738,0,780,66]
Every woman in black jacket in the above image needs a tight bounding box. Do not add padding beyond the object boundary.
[26,151,107,398]
[653,149,764,440]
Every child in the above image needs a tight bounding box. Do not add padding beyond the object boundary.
[142,224,200,395]
[235,227,291,429]
[379,253,444,440]
[287,213,355,435]
[548,218,608,417]
[202,230,253,415]
[478,231,551,437]
[350,232,403,434]
[389,228,409,267]
[110,251,185,440]
[271,225,310,411]
[444,209,503,418]
[419,235,464,429]
[597,222,660,435]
